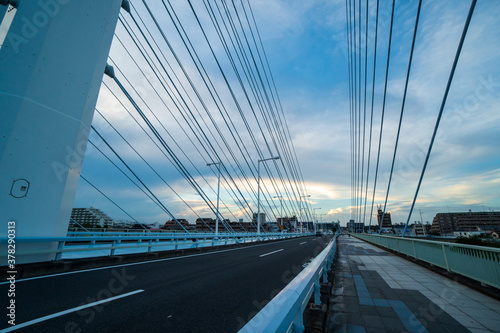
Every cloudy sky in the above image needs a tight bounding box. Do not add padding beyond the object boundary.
[74,0,500,227]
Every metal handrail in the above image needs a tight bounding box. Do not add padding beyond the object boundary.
[239,235,337,333]
[0,232,313,261]
[353,233,500,289]
[2,233,309,243]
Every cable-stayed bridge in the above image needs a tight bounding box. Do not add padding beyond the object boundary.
[0,0,317,264]
[0,1,499,332]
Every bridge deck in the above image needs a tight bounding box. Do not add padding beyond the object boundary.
[326,235,500,333]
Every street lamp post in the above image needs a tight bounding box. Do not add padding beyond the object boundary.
[299,195,311,232]
[257,156,280,236]
[274,195,283,231]
[207,161,221,238]
[300,208,306,233]
[319,213,327,231]
[313,207,322,232]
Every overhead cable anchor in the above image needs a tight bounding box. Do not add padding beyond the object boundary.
[104,64,115,79]
[0,0,19,8]
[121,0,130,13]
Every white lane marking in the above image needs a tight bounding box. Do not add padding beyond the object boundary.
[299,241,307,245]
[2,289,144,332]
[259,249,284,257]
[0,238,304,285]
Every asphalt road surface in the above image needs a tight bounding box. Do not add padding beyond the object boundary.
[1,235,332,332]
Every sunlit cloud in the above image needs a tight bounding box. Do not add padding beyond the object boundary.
[327,208,343,215]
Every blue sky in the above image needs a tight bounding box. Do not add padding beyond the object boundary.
[74,0,500,227]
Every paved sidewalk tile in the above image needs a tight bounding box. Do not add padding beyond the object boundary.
[326,235,500,333]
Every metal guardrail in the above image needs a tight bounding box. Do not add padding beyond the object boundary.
[353,233,500,289]
[1,232,311,262]
[65,231,294,238]
[239,235,337,333]
[67,228,269,234]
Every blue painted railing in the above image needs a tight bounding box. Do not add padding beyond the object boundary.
[239,235,337,333]
[1,232,311,262]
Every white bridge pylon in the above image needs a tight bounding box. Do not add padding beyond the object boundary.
[0,0,129,263]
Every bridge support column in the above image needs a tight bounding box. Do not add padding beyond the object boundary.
[0,0,126,263]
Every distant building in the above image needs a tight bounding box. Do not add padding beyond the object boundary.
[131,223,149,230]
[252,212,266,225]
[413,223,427,236]
[377,206,393,229]
[431,211,500,235]
[394,224,413,236]
[366,226,380,234]
[195,218,216,231]
[375,206,393,234]
[113,220,134,228]
[234,222,258,232]
[163,219,189,231]
[70,207,114,228]
[453,231,485,238]
[194,218,261,232]
[277,216,297,232]
[347,219,354,232]
[347,220,365,233]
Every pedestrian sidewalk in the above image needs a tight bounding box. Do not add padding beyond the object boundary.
[326,235,500,333]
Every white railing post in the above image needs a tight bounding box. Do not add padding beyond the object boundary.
[442,244,450,271]
[293,311,305,332]
[314,277,321,305]
[54,241,65,261]
[412,239,418,259]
